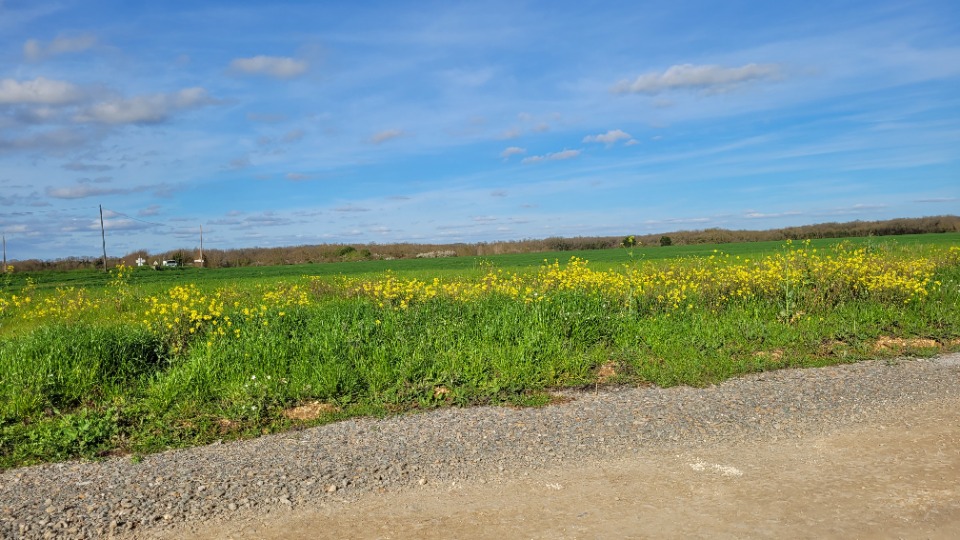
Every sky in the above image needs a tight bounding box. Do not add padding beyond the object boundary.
[1,0,958,261]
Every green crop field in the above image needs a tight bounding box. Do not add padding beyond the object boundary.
[1,232,959,469]
[8,232,960,291]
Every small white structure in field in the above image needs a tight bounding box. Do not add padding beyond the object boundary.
[135,257,146,267]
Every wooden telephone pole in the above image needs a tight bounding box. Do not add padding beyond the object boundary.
[2,233,6,272]
[100,205,108,272]
[198,225,204,268]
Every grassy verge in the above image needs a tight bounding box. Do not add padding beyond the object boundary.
[1,239,958,469]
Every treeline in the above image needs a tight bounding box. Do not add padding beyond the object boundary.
[10,215,960,272]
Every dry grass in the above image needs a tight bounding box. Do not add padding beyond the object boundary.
[753,349,786,364]
[873,336,940,352]
[596,361,618,383]
[281,401,341,421]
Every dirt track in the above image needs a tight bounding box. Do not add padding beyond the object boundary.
[175,395,960,539]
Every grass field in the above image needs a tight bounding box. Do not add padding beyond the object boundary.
[1,233,959,469]
[7,232,960,291]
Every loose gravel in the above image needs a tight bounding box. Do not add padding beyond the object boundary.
[2,353,959,540]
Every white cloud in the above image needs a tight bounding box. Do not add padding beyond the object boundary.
[0,128,89,153]
[915,197,957,203]
[0,192,48,207]
[230,55,308,78]
[645,216,712,226]
[743,210,802,219]
[613,63,781,94]
[499,113,558,140]
[370,129,405,144]
[95,218,151,232]
[583,129,631,145]
[500,146,525,159]
[14,105,64,124]
[285,172,311,181]
[546,149,580,160]
[521,149,580,164]
[75,87,216,124]
[45,184,131,199]
[818,203,889,216]
[210,211,294,229]
[62,161,112,171]
[23,33,97,61]
[498,127,522,139]
[76,176,112,184]
[0,77,83,105]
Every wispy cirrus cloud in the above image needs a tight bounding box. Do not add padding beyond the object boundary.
[500,146,525,159]
[521,149,580,164]
[370,129,406,144]
[498,112,555,140]
[45,181,178,200]
[743,210,802,219]
[914,197,957,203]
[0,192,49,207]
[138,205,161,216]
[613,63,781,95]
[0,77,84,105]
[0,128,90,153]
[583,129,631,145]
[23,33,97,61]
[45,184,134,199]
[62,161,112,172]
[285,172,316,181]
[230,55,308,79]
[210,211,295,229]
[74,87,217,125]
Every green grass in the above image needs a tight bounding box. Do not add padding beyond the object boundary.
[6,232,959,292]
[1,233,958,469]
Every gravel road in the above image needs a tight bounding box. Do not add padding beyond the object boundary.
[2,353,959,539]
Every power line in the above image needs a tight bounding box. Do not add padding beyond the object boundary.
[100,208,168,228]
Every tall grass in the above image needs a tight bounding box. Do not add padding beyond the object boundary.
[1,238,958,469]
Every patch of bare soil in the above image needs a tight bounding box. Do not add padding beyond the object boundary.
[281,402,340,422]
[178,397,960,539]
[873,335,940,352]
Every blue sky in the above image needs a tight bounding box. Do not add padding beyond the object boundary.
[1,0,958,261]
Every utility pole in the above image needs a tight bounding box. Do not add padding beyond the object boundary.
[199,225,204,268]
[100,204,108,272]
[2,233,6,272]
